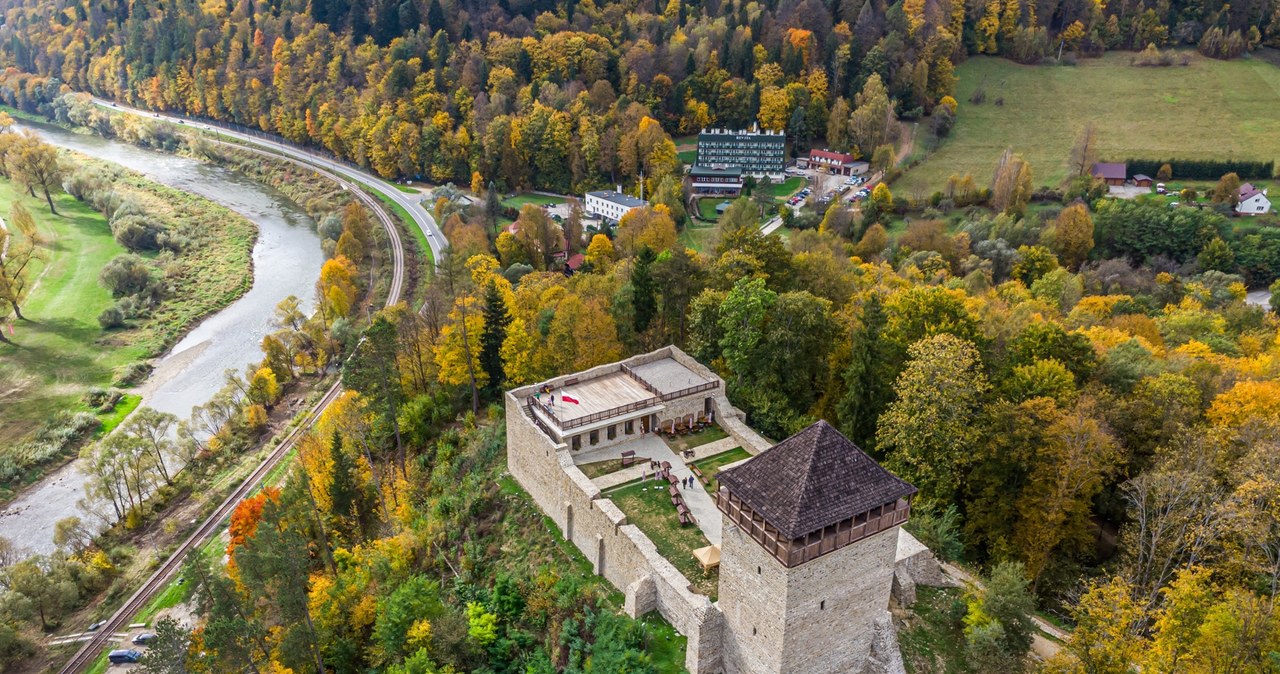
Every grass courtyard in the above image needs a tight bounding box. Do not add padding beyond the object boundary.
[895,51,1280,196]
[691,447,751,487]
[606,479,719,598]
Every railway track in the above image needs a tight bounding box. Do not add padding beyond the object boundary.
[55,130,412,674]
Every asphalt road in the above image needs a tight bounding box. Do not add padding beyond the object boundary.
[89,97,446,264]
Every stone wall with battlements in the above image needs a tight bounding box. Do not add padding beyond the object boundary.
[505,362,726,674]
[506,347,911,674]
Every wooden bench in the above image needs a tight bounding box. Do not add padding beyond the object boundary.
[679,512,691,526]
[620,450,636,467]
[691,466,704,478]
[668,485,680,497]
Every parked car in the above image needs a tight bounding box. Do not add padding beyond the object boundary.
[132,633,157,645]
[108,650,143,664]
[88,621,106,632]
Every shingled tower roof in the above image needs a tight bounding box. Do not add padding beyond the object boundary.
[717,420,917,540]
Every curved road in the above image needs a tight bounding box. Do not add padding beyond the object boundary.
[56,102,436,674]
[89,97,447,264]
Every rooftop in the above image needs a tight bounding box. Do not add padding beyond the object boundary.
[1240,183,1264,201]
[526,354,719,434]
[717,420,916,540]
[1091,162,1127,180]
[809,148,857,163]
[690,165,744,177]
[629,358,711,396]
[586,190,647,208]
[543,371,657,426]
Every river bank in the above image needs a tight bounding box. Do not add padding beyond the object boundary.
[0,120,324,556]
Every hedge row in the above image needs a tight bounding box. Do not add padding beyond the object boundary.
[1123,158,1275,181]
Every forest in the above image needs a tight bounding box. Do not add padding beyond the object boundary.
[0,0,1277,194]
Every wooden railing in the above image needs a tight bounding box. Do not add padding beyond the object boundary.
[527,394,660,432]
[560,397,660,430]
[622,364,720,402]
[717,490,912,568]
[659,380,718,402]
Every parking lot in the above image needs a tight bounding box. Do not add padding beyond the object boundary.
[783,169,872,208]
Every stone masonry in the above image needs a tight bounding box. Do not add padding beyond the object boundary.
[506,346,943,674]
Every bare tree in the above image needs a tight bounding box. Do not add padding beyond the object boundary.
[122,407,179,486]
[1067,123,1100,179]
[1121,466,1227,610]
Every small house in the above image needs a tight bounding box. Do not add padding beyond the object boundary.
[1132,174,1153,187]
[1091,162,1127,186]
[806,149,865,176]
[1237,183,1272,216]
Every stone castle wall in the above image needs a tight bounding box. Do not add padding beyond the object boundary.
[505,379,726,674]
[506,347,923,674]
[718,518,902,674]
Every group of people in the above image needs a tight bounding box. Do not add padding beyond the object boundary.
[642,468,697,490]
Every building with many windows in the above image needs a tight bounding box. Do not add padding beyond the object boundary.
[584,189,647,222]
[696,127,786,176]
[689,165,744,195]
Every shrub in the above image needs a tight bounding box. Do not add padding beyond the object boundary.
[99,254,153,297]
[98,305,126,329]
[113,362,152,387]
[110,212,163,251]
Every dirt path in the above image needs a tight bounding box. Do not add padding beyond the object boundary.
[940,561,1069,660]
[895,121,917,166]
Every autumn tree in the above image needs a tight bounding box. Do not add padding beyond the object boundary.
[11,133,62,214]
[1212,172,1241,205]
[1045,203,1094,270]
[1045,577,1145,674]
[877,334,988,505]
[1067,123,1099,179]
[0,201,44,319]
[827,97,853,153]
[991,149,1033,215]
[513,205,563,271]
[344,314,406,470]
[848,74,895,157]
[615,205,677,257]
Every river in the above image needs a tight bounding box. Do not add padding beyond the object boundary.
[0,120,324,556]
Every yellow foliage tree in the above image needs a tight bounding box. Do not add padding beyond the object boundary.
[585,233,615,269]
[1207,379,1280,428]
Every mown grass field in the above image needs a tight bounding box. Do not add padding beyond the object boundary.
[895,51,1280,197]
[0,177,142,446]
[502,193,566,209]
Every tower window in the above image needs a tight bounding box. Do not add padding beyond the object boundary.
[820,601,825,610]
[752,627,757,636]
[757,566,761,574]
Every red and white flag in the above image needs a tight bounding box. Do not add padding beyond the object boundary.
[562,394,580,405]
